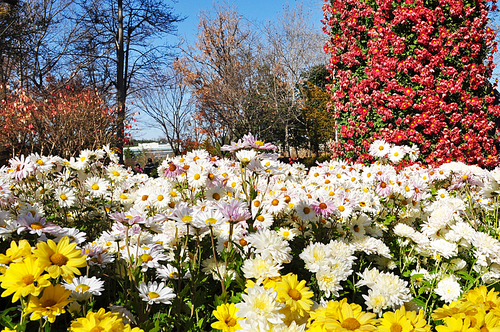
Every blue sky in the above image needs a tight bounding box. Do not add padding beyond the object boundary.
[133,0,325,140]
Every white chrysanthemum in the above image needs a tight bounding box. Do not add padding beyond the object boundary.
[55,186,76,208]
[352,236,392,258]
[235,285,285,331]
[434,276,461,303]
[393,223,416,238]
[241,255,281,283]
[363,288,389,315]
[247,229,292,264]
[430,239,458,259]
[300,242,331,273]
[137,281,176,305]
[63,276,105,301]
[355,268,380,289]
[316,269,342,298]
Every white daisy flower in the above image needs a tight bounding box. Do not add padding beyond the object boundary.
[137,281,176,305]
[85,176,110,197]
[63,276,105,301]
[55,186,76,208]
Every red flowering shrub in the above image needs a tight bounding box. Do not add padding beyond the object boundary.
[323,0,500,167]
[0,83,117,161]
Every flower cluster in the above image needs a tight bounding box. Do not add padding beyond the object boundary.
[323,0,500,167]
[1,135,500,330]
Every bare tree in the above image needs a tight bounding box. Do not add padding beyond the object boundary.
[263,3,327,156]
[134,59,194,155]
[180,2,263,147]
[74,0,182,161]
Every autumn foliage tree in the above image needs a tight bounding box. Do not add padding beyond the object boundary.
[296,65,337,156]
[0,80,116,162]
[323,0,500,167]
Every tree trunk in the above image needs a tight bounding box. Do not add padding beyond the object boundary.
[116,0,125,163]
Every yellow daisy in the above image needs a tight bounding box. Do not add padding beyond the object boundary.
[404,308,431,332]
[24,284,72,323]
[0,239,32,265]
[435,317,476,332]
[276,273,314,316]
[470,309,500,332]
[211,303,243,332]
[464,285,500,312]
[1,255,51,302]
[378,306,413,332]
[69,308,124,332]
[432,300,476,320]
[33,236,87,282]
[325,301,377,332]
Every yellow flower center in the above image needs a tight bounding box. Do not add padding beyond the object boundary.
[91,184,99,191]
[213,193,221,200]
[21,274,35,285]
[76,284,90,292]
[148,292,159,299]
[319,203,327,210]
[90,327,105,332]
[255,140,264,146]
[50,253,69,266]
[225,317,237,327]
[390,323,403,332]
[31,222,44,230]
[80,156,86,162]
[378,146,384,151]
[206,218,217,225]
[60,194,68,201]
[253,200,261,207]
[42,299,57,308]
[283,231,290,237]
[182,216,193,222]
[141,254,153,262]
[194,174,201,180]
[288,288,302,301]
[169,164,177,171]
[257,215,265,222]
[112,170,120,177]
[37,159,44,165]
[341,317,361,330]
[303,207,311,214]
[142,195,149,201]
[271,199,279,206]
[338,205,345,212]
[157,195,164,201]
[169,272,179,278]
[170,191,177,197]
[120,194,127,199]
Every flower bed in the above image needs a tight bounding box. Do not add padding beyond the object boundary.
[1,134,500,331]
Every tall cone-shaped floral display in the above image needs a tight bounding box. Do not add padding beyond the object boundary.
[323,0,500,167]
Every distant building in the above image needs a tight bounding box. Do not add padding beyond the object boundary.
[126,142,174,159]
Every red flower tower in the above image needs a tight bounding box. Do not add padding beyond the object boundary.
[323,0,500,167]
